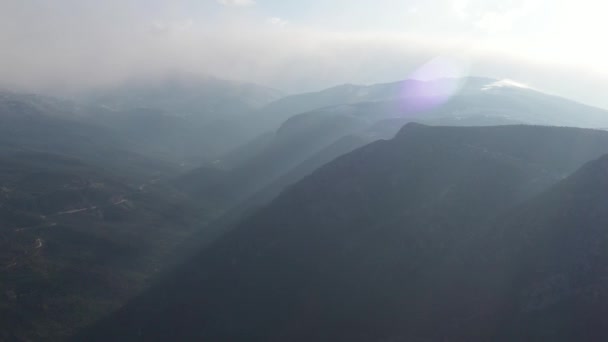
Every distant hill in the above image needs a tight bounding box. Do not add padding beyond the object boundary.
[87,107,258,165]
[81,72,283,121]
[0,92,177,180]
[184,78,608,212]
[80,124,608,341]
[78,73,283,161]
[255,77,489,129]
[0,86,272,170]
[254,77,608,132]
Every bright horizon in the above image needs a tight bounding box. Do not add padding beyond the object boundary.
[1,0,607,108]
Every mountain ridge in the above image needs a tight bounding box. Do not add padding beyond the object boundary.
[78,124,608,341]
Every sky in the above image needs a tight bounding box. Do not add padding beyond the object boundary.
[1,0,607,108]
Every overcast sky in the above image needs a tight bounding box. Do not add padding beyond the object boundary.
[1,0,607,107]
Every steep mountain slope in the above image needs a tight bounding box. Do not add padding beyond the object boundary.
[177,103,396,208]
[80,124,608,341]
[376,153,608,340]
[460,154,608,340]
[233,119,409,211]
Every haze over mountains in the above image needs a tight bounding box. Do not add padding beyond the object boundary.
[80,124,608,341]
[3,72,608,341]
[175,76,608,212]
[5,0,608,340]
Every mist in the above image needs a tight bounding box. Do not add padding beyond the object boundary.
[6,2,608,341]
[1,0,608,109]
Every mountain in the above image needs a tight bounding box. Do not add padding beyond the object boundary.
[408,153,608,341]
[0,91,89,121]
[87,107,257,165]
[260,77,608,131]
[176,103,401,208]
[217,132,276,169]
[185,77,608,212]
[76,73,284,161]
[80,124,608,341]
[0,152,211,341]
[81,72,283,121]
[230,119,409,211]
[0,87,254,173]
[255,77,489,130]
[255,77,608,132]
[0,91,237,340]
[6,77,608,341]
[425,82,608,128]
[0,92,178,180]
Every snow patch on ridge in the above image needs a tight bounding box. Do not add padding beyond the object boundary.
[482,79,531,91]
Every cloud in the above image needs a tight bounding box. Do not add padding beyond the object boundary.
[452,0,542,33]
[268,17,288,27]
[217,0,255,7]
[474,10,518,32]
[452,0,470,18]
[474,1,541,33]
[0,0,607,110]
[150,19,195,35]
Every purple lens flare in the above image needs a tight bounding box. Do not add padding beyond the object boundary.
[398,56,470,117]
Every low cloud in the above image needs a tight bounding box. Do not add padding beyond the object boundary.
[0,0,607,110]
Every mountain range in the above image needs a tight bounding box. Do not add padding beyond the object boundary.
[4,74,608,341]
[178,77,608,216]
[79,124,608,341]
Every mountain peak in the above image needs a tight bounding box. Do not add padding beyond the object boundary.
[396,121,429,132]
